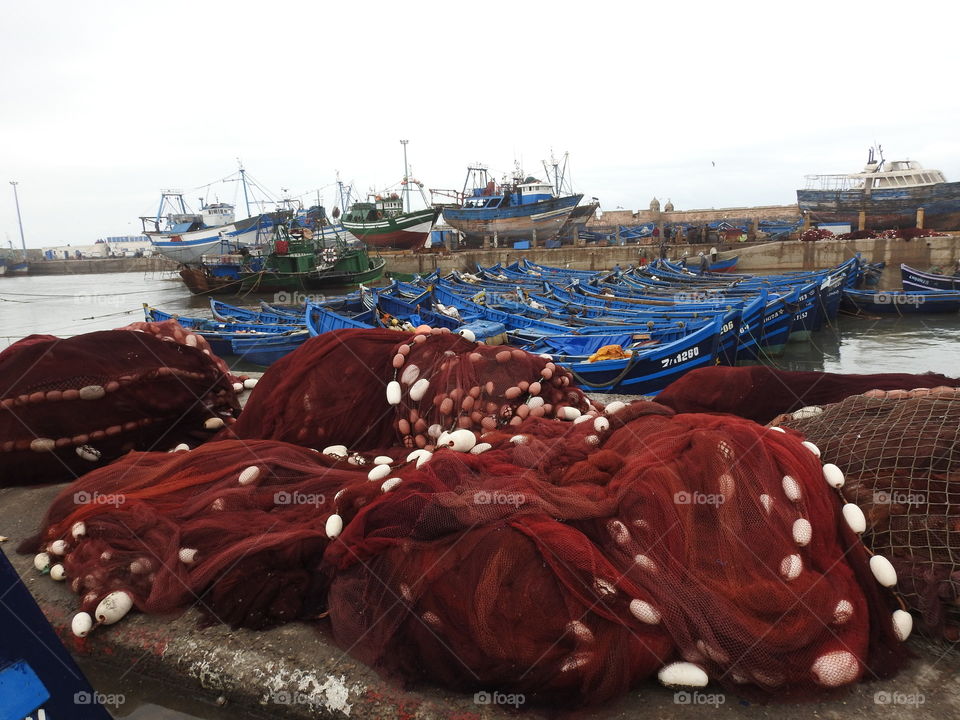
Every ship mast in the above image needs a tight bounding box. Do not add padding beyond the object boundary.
[9,181,27,259]
[238,159,252,218]
[400,139,410,213]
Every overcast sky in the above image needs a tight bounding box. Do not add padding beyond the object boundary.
[2,0,958,248]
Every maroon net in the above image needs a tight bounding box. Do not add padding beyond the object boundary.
[116,318,243,385]
[655,365,960,424]
[778,387,960,641]
[21,329,908,705]
[0,329,239,486]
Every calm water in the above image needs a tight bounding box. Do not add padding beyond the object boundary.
[1,269,958,375]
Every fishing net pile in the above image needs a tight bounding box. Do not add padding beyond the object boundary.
[0,329,239,486]
[21,329,910,705]
[116,318,246,387]
[778,387,960,641]
[655,365,960,424]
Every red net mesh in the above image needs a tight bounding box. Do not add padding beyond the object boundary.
[655,365,960,424]
[779,387,960,641]
[20,329,908,705]
[116,318,242,385]
[228,327,595,451]
[0,329,239,486]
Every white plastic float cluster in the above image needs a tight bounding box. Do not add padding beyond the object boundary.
[385,332,598,456]
[31,520,137,639]
[654,429,913,692]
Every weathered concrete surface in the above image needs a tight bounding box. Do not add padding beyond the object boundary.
[3,473,958,719]
[26,256,178,274]
[382,235,960,277]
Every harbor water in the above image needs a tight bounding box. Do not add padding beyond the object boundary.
[2,269,959,377]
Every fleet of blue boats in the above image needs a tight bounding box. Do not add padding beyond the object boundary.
[136,251,960,395]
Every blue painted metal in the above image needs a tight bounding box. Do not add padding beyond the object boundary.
[0,549,112,719]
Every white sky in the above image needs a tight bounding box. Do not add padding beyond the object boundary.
[2,0,958,248]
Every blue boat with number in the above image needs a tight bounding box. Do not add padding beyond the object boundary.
[553,315,725,395]
[841,288,960,314]
[900,263,960,292]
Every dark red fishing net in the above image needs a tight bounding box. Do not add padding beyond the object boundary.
[22,329,907,705]
[779,387,960,641]
[0,329,239,486]
[656,365,960,424]
[228,327,596,451]
[116,318,242,385]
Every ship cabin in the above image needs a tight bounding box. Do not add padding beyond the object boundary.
[345,194,404,222]
[200,203,236,227]
[804,160,947,193]
[461,177,556,210]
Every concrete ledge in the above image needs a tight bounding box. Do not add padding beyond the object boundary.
[380,234,960,277]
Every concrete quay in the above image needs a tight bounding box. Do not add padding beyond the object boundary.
[380,234,960,277]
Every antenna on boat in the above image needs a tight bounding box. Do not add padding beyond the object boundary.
[400,140,411,213]
[237,159,252,217]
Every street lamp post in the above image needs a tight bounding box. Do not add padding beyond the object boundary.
[9,181,27,257]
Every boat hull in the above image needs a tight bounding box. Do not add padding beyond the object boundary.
[342,208,440,250]
[560,317,724,395]
[443,194,583,241]
[842,289,960,314]
[179,267,244,295]
[797,181,960,230]
[148,212,286,264]
[240,256,386,292]
[901,263,960,292]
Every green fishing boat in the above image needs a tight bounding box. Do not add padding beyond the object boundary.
[239,225,385,292]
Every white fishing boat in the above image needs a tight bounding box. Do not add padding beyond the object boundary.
[140,165,290,265]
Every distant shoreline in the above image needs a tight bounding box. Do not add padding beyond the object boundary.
[18,256,179,275]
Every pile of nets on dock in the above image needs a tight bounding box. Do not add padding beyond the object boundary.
[655,365,960,424]
[22,328,910,705]
[0,327,241,486]
[777,387,960,641]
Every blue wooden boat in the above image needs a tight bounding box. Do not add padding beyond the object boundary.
[211,298,305,325]
[143,305,305,355]
[305,299,508,344]
[555,315,725,395]
[841,288,960,314]
[230,330,310,365]
[900,263,960,292]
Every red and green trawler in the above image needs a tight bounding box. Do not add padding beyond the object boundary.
[341,196,440,250]
[340,140,440,250]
